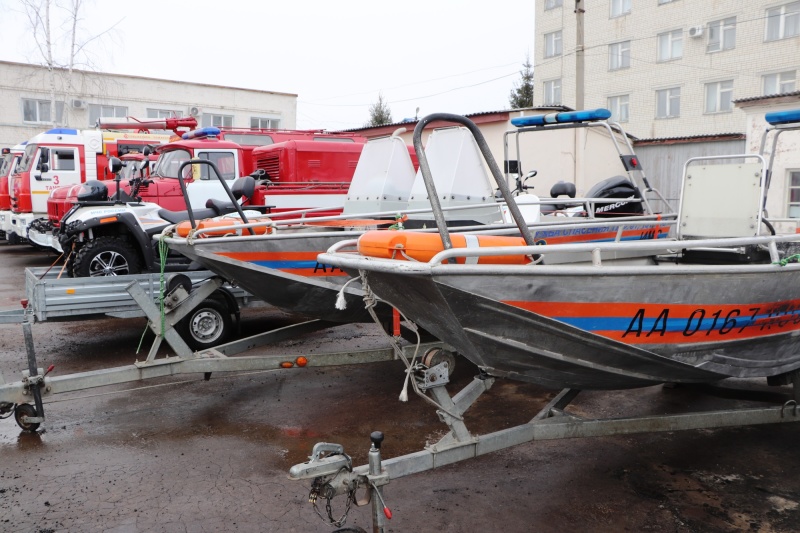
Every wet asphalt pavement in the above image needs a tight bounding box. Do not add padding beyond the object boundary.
[1,244,800,532]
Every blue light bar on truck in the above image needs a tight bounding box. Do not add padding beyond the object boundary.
[511,108,612,127]
[182,127,221,140]
[765,109,800,126]
[44,128,78,135]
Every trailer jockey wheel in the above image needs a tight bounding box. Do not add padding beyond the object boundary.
[177,298,232,351]
[14,403,40,432]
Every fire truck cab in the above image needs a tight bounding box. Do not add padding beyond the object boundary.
[7,129,169,244]
[0,144,26,239]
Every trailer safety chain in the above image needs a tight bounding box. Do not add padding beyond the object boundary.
[309,468,358,528]
[357,270,463,420]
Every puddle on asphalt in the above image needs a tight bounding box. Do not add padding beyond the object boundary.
[0,422,46,450]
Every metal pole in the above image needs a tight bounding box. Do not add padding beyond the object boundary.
[368,431,386,533]
[22,320,44,420]
[575,0,585,110]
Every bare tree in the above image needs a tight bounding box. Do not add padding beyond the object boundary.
[17,0,120,127]
[508,54,534,110]
[366,92,393,127]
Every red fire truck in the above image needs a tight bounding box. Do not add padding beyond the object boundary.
[0,143,26,239]
[7,123,175,244]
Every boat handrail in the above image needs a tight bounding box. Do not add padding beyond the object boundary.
[172,210,677,243]
[425,232,795,266]
[327,239,360,254]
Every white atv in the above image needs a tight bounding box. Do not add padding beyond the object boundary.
[58,157,265,277]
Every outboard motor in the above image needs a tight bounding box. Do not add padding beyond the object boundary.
[585,176,644,217]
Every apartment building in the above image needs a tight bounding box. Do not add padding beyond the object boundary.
[0,60,297,147]
[535,0,799,139]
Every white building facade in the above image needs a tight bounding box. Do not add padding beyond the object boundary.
[535,0,800,138]
[0,60,297,147]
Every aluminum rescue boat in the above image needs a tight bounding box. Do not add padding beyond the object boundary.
[161,111,671,322]
[317,109,800,390]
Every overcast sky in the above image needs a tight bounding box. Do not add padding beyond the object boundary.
[0,0,537,130]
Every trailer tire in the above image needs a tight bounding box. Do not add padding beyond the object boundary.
[177,298,232,350]
[72,236,142,277]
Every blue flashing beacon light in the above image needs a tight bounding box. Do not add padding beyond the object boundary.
[511,108,612,128]
[765,109,800,126]
[182,127,221,140]
[45,128,78,135]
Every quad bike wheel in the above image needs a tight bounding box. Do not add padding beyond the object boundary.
[72,236,142,277]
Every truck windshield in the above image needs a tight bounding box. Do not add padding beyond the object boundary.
[153,149,192,178]
[0,153,14,177]
[17,144,39,173]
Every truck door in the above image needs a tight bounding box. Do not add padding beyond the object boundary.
[32,146,82,213]
[186,150,240,208]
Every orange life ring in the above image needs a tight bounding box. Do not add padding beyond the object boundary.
[175,217,273,238]
[357,230,531,264]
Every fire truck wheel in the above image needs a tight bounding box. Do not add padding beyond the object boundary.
[14,403,40,432]
[72,236,142,277]
[177,298,232,351]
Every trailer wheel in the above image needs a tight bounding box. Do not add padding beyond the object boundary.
[72,236,142,277]
[14,403,40,432]
[177,298,232,350]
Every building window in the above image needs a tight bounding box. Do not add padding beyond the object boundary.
[704,80,733,113]
[89,104,127,126]
[657,30,683,61]
[608,95,629,123]
[656,87,681,118]
[610,0,631,17]
[544,0,562,9]
[788,171,800,217]
[707,17,736,52]
[147,108,183,119]
[251,117,281,129]
[544,31,562,58]
[543,79,561,105]
[202,114,233,128]
[22,98,65,124]
[609,41,631,70]
[763,70,797,95]
[766,1,800,41]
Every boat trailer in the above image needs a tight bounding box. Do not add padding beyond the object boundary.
[2,276,800,532]
[288,360,800,533]
[0,275,444,431]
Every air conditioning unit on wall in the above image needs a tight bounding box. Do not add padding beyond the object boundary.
[689,25,704,38]
[189,106,202,117]
[72,99,87,109]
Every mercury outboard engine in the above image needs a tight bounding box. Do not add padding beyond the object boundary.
[585,175,644,217]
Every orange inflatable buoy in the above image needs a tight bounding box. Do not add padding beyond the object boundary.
[357,230,531,264]
[175,217,273,238]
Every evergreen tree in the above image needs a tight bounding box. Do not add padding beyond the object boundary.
[508,55,534,109]
[366,92,392,126]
